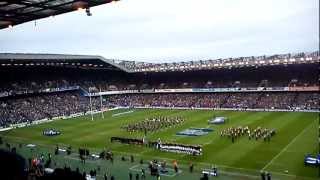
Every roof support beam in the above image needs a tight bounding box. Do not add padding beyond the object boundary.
[0,0,114,29]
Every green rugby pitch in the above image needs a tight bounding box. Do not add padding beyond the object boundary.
[0,109,318,179]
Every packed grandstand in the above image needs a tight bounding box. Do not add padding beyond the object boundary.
[0,51,319,128]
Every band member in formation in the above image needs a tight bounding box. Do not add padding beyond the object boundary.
[157,138,162,149]
[122,116,185,133]
[220,126,276,142]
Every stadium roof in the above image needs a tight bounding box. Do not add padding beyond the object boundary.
[0,53,130,71]
[0,0,117,29]
[0,52,319,73]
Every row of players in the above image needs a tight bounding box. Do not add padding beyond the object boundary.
[220,126,276,142]
[122,116,185,133]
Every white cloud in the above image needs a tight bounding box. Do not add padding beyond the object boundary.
[0,0,318,62]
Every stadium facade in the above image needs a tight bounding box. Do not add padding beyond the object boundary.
[0,51,319,129]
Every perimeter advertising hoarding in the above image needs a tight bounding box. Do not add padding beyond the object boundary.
[155,88,193,93]
[86,86,318,97]
[289,86,319,91]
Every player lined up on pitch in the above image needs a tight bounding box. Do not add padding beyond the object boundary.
[220,126,276,142]
[122,116,185,132]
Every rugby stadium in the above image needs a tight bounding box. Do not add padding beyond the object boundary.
[0,52,319,180]
[0,1,319,180]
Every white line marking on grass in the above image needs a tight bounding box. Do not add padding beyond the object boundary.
[112,110,134,117]
[261,123,314,171]
[129,164,140,171]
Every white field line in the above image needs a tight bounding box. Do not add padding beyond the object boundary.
[261,122,314,171]
[112,110,134,117]
[128,164,140,170]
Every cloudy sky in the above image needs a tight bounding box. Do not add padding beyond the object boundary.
[0,0,318,62]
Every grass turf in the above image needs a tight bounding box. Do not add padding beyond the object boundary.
[0,109,319,179]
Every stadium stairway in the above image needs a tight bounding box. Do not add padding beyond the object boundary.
[220,93,231,107]
[251,93,264,108]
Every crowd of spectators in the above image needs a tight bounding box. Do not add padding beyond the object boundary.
[292,93,320,110]
[0,91,318,128]
[106,92,319,110]
[0,79,78,97]
[0,61,318,128]
[117,51,319,72]
[66,64,319,92]
[0,92,103,127]
[255,93,296,109]
[107,94,226,108]
[1,77,317,96]
[0,62,318,95]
